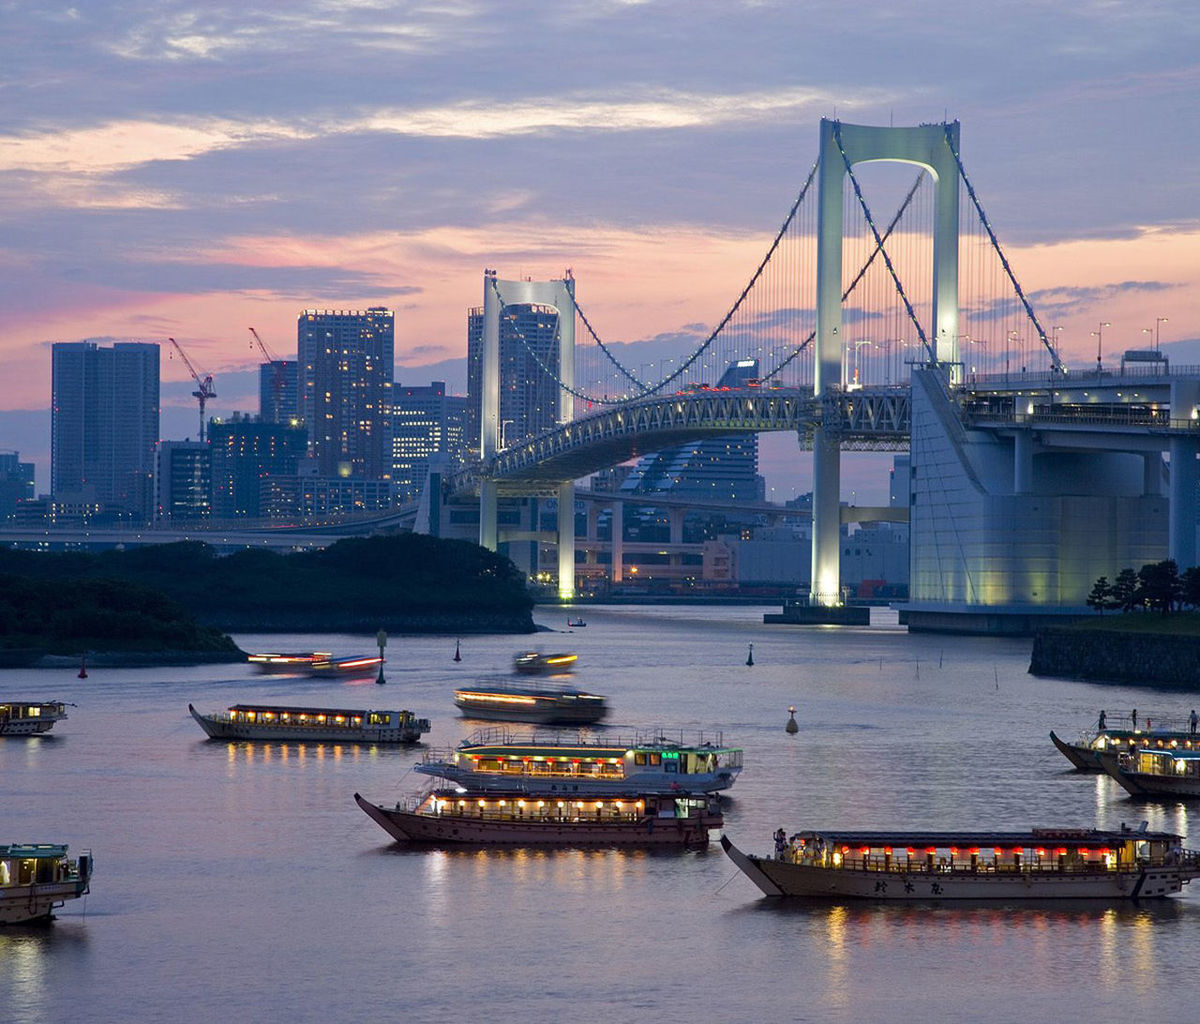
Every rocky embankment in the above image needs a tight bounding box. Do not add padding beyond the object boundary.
[1030,626,1200,688]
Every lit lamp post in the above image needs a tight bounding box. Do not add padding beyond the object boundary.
[500,419,514,450]
[1091,321,1110,372]
[1155,316,1168,352]
[852,340,872,386]
[968,337,985,376]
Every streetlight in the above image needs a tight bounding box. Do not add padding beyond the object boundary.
[500,419,514,449]
[852,340,872,386]
[1155,316,1168,351]
[1091,321,1110,371]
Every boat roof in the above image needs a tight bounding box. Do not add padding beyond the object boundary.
[1,843,69,858]
[224,704,407,717]
[456,738,741,757]
[788,827,1184,847]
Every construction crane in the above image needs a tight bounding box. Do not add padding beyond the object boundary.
[167,337,216,443]
[249,326,288,421]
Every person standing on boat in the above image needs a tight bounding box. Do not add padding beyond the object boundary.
[1098,710,1106,731]
[1132,709,1138,729]
[1190,710,1198,735]
[774,828,788,861]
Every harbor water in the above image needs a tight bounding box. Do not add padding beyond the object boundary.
[3,605,1199,1023]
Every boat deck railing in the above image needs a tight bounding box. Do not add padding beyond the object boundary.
[775,846,1200,876]
[457,725,732,750]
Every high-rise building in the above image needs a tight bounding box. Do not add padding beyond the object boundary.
[51,341,160,520]
[258,360,299,425]
[208,414,307,518]
[0,451,35,522]
[466,303,561,450]
[297,307,393,480]
[156,441,211,520]
[392,381,469,502]
[618,359,763,503]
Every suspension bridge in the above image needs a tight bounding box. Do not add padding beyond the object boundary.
[465,119,1199,628]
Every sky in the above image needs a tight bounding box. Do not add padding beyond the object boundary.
[2,0,1199,500]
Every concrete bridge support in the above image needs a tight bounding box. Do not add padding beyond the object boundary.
[1170,380,1200,571]
[611,500,624,583]
[557,482,576,601]
[811,119,960,606]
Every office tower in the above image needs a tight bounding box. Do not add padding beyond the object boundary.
[51,341,160,520]
[297,307,393,480]
[618,359,763,503]
[258,360,299,425]
[208,414,307,518]
[392,381,469,502]
[0,451,36,521]
[156,441,211,519]
[466,303,561,449]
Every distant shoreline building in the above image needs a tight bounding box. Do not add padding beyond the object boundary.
[392,381,468,503]
[51,341,160,521]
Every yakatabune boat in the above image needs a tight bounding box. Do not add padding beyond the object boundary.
[1050,717,1200,771]
[354,789,721,847]
[247,652,330,673]
[415,728,743,795]
[1099,748,1200,799]
[721,826,1200,900]
[453,679,608,725]
[0,701,69,737]
[188,703,429,743]
[1,844,93,923]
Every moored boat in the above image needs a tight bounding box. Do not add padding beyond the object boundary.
[513,651,577,675]
[1050,718,1200,771]
[566,617,587,628]
[1,844,93,923]
[188,703,429,743]
[1098,748,1200,799]
[0,701,69,737]
[453,679,608,725]
[416,727,742,795]
[354,789,720,847]
[721,825,1200,900]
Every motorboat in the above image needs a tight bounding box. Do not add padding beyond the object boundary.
[722,824,1200,900]
[453,679,608,725]
[416,728,742,795]
[0,701,69,737]
[304,654,384,678]
[1,844,93,923]
[513,651,577,675]
[566,618,587,628]
[1098,748,1200,799]
[354,789,720,847]
[188,703,429,744]
[247,652,331,673]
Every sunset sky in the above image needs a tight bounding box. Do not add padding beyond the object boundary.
[3,1,1198,497]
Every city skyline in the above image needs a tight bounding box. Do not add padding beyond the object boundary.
[3,2,1198,498]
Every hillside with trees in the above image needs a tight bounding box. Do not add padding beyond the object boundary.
[0,534,535,651]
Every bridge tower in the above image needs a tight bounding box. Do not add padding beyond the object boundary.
[478,271,578,600]
[810,120,961,606]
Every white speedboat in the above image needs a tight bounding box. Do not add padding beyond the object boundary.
[1,844,93,923]
[722,825,1200,900]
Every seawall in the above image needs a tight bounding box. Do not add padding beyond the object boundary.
[1029,626,1200,688]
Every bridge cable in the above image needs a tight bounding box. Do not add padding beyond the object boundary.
[832,121,934,362]
[942,125,1063,373]
[761,169,927,383]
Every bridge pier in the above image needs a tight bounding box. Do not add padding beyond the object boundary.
[611,500,624,583]
[557,481,575,601]
[810,426,842,606]
[1013,429,1033,494]
[479,478,498,551]
[1169,437,1198,570]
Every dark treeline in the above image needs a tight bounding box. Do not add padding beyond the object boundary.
[0,534,534,638]
[1087,560,1200,616]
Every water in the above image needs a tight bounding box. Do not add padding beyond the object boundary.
[3,605,1198,1023]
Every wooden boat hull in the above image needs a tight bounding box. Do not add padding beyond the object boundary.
[355,793,720,847]
[188,704,426,744]
[415,763,734,795]
[721,836,1195,900]
[1050,730,1101,770]
[0,719,60,736]
[0,879,90,923]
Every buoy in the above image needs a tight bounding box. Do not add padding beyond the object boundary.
[453,639,462,663]
[78,654,88,679]
[786,706,798,734]
[746,643,754,667]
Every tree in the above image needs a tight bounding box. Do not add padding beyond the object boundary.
[1111,568,1141,613]
[1139,559,1181,615]
[1087,576,1112,614]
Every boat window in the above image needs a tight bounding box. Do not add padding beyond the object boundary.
[634,752,647,766]
[649,753,661,766]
